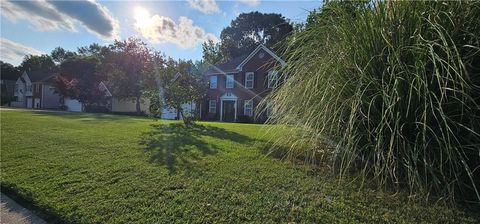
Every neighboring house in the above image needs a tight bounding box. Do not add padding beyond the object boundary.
[201,44,285,122]
[63,81,112,112]
[110,96,195,119]
[107,73,195,119]
[11,71,61,109]
[110,97,151,114]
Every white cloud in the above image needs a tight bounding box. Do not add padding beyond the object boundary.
[0,0,119,39]
[238,0,260,6]
[1,0,75,31]
[0,38,44,66]
[188,0,220,14]
[134,14,218,49]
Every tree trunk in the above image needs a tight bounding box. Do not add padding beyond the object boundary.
[135,95,141,115]
[176,106,181,120]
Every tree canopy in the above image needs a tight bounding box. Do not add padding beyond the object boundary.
[19,54,55,72]
[202,40,224,65]
[51,47,77,64]
[0,61,21,80]
[56,56,107,107]
[103,38,159,114]
[219,11,293,60]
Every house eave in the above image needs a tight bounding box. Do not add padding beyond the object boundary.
[236,44,286,70]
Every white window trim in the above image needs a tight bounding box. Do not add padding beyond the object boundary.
[226,74,234,89]
[209,76,218,89]
[244,99,253,116]
[245,72,254,89]
[266,102,274,117]
[209,100,216,113]
[267,71,278,88]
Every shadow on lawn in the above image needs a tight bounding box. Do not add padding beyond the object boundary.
[139,123,253,173]
[29,110,141,122]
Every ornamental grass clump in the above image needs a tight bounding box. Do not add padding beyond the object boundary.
[266,1,480,202]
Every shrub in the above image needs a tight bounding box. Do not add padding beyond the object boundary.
[267,1,480,202]
[85,105,110,113]
[237,115,253,123]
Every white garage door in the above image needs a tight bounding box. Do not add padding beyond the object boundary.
[65,98,83,112]
[161,107,177,120]
[26,98,33,108]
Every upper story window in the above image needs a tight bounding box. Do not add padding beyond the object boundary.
[244,100,253,116]
[26,84,32,92]
[209,75,217,89]
[226,74,234,88]
[245,72,254,89]
[267,71,278,88]
[35,84,40,93]
[209,100,216,113]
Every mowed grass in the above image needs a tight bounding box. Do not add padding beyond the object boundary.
[0,109,478,223]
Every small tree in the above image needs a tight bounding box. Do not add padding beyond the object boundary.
[162,60,207,125]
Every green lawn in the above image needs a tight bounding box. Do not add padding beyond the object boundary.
[1,109,478,223]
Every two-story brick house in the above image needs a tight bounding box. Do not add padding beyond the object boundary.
[201,44,285,122]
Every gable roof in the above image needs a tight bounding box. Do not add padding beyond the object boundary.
[26,71,56,83]
[204,44,285,75]
[236,44,286,69]
[99,81,112,97]
[204,54,249,75]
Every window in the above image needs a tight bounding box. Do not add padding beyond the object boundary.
[226,74,234,88]
[266,102,274,117]
[267,71,278,88]
[209,76,217,89]
[15,84,18,93]
[245,72,254,89]
[244,100,253,116]
[35,84,40,93]
[209,100,216,113]
[26,84,32,92]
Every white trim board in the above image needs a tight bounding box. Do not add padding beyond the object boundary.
[236,44,286,70]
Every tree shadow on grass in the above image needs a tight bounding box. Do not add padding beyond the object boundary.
[28,110,146,123]
[139,123,253,173]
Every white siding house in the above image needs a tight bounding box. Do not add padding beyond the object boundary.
[12,71,60,109]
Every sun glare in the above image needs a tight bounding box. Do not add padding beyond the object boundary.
[134,6,151,28]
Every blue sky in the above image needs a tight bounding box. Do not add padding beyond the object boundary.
[1,0,321,66]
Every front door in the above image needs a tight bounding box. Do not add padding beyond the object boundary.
[223,101,235,122]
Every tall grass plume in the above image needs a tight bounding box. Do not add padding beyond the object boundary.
[263,1,480,203]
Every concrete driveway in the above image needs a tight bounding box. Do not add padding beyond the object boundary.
[0,193,46,224]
